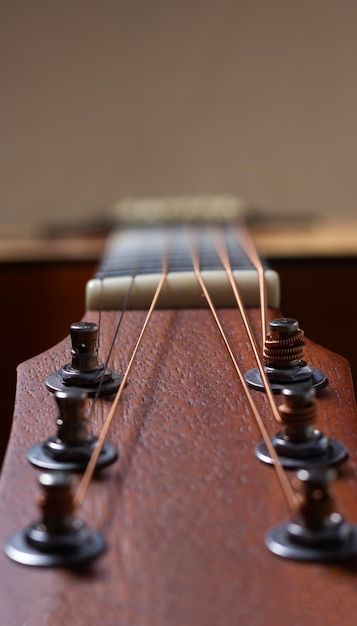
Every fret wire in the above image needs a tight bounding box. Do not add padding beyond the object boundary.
[189,224,296,512]
[95,224,257,279]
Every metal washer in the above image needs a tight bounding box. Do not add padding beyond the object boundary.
[26,440,118,472]
[255,437,348,469]
[244,365,327,393]
[5,527,106,567]
[45,369,123,397]
[266,522,357,561]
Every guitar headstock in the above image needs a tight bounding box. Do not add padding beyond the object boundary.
[1,209,357,624]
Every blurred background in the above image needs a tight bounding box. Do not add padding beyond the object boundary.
[1,1,357,464]
[1,0,357,226]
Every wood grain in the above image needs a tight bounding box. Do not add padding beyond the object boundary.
[1,308,357,626]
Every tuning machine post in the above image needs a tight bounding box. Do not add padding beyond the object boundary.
[255,384,348,468]
[245,317,327,392]
[266,467,357,561]
[4,471,105,567]
[46,321,122,396]
[26,388,117,471]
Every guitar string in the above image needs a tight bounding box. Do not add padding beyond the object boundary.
[91,251,142,402]
[208,224,282,425]
[77,227,144,429]
[233,221,268,345]
[96,277,104,352]
[189,224,296,511]
[84,270,138,431]
[74,241,170,508]
[75,222,294,511]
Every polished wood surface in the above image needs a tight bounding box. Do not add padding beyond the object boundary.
[1,308,357,625]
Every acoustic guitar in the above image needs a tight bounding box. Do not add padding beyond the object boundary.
[1,197,357,626]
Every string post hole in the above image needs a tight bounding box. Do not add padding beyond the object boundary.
[26,389,118,471]
[244,317,327,392]
[4,472,106,567]
[266,467,357,561]
[46,321,123,396]
[255,384,348,468]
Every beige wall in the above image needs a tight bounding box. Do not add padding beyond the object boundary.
[1,0,357,226]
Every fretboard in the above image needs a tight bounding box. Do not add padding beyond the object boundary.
[86,224,280,309]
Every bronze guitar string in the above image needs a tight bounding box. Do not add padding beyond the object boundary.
[194,224,354,559]
[74,237,171,507]
[6,217,355,570]
[188,224,296,512]
[77,221,296,511]
[3,225,173,566]
[208,225,282,425]
[233,221,269,345]
[96,276,104,353]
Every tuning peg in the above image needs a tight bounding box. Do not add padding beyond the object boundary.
[266,467,357,561]
[245,317,327,392]
[4,472,105,567]
[255,384,347,468]
[46,321,122,396]
[26,389,117,471]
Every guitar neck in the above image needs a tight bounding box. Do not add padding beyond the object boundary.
[1,210,357,626]
[86,222,280,309]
